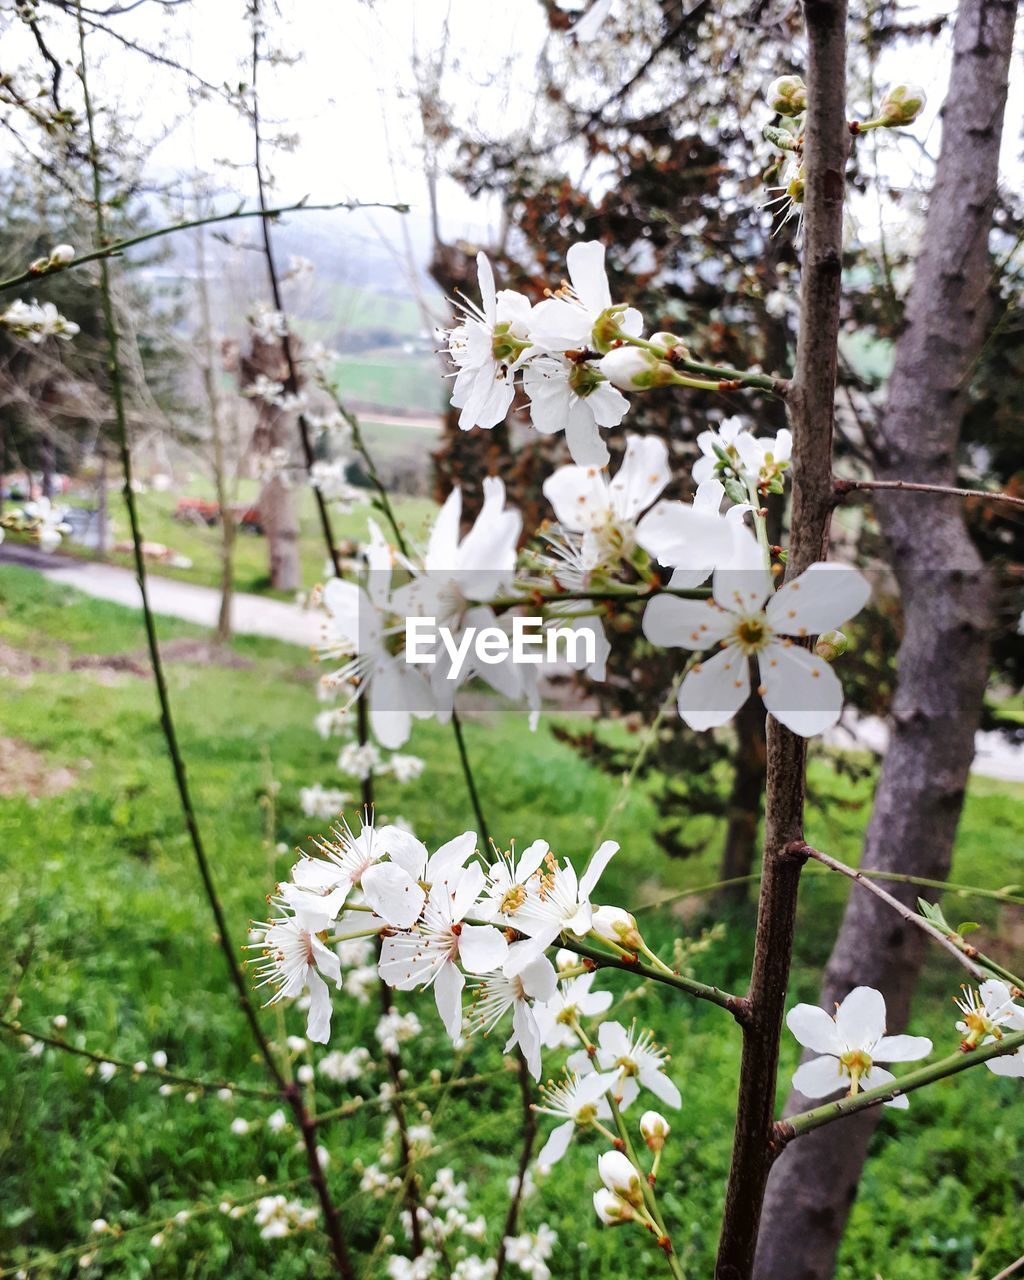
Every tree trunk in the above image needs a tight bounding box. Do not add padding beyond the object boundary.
[753,2,1015,1276]
[242,336,301,593]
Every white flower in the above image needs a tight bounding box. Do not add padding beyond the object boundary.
[534,972,613,1050]
[230,1117,250,1135]
[643,522,870,736]
[593,1187,636,1225]
[337,741,382,780]
[378,864,508,1040]
[523,354,629,467]
[20,497,71,551]
[249,301,288,342]
[465,953,558,1079]
[529,241,642,357]
[534,1070,618,1168]
[570,0,613,40]
[267,1108,289,1133]
[634,477,745,589]
[503,841,619,977]
[376,1008,422,1055]
[639,1110,670,1152]
[319,1046,371,1083]
[597,1150,644,1205]
[318,520,435,749]
[49,243,76,266]
[478,839,551,921]
[692,417,791,491]
[542,435,670,574]
[98,1061,117,1082]
[393,477,523,717]
[954,980,1024,1076]
[787,985,933,1108]
[362,827,478,929]
[249,902,342,1043]
[445,252,533,431]
[299,783,349,819]
[151,1050,168,1069]
[1,298,79,342]
[595,1020,681,1110]
[384,753,423,784]
[283,817,402,919]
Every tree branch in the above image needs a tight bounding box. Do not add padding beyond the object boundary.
[775,1028,1024,1145]
[834,477,1024,511]
[715,2,849,1275]
[798,844,988,982]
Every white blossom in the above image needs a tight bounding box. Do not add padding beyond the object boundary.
[595,1020,681,1110]
[787,985,933,1108]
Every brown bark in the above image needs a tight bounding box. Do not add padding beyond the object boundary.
[753,1,1016,1276]
[714,2,850,1275]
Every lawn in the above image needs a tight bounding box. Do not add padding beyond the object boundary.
[1,564,1023,1279]
[58,477,438,597]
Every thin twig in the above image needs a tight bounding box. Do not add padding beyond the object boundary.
[493,1051,537,1280]
[775,1028,1024,1145]
[0,200,406,296]
[799,844,989,982]
[834,477,1024,511]
[0,1018,278,1098]
[990,1255,1024,1280]
[74,1,286,1096]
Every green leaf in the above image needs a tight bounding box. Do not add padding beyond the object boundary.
[957,921,981,936]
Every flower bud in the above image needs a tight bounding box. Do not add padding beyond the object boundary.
[648,331,689,358]
[598,346,676,391]
[814,630,848,662]
[598,1151,645,1207]
[640,1110,671,1153]
[592,904,642,951]
[766,74,807,117]
[878,83,926,127]
[593,1188,635,1225]
[49,244,75,266]
[555,948,577,973]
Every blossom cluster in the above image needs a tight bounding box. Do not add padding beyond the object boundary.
[0,297,80,343]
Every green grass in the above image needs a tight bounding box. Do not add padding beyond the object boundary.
[331,355,444,416]
[1,564,1024,1278]
[56,479,438,597]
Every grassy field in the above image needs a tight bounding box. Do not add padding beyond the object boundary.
[2,564,1023,1278]
[58,478,438,597]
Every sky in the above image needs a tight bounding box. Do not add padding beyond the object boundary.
[4,0,1022,291]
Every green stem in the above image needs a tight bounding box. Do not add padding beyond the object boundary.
[608,1096,686,1280]
[779,1029,1024,1143]
[561,938,747,1020]
[74,3,286,1096]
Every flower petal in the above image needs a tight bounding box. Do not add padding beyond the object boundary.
[765,562,871,636]
[678,646,751,732]
[641,595,732,650]
[434,960,466,1040]
[305,969,333,1044]
[786,1003,843,1056]
[609,435,670,521]
[565,403,609,467]
[579,839,619,899]
[566,240,611,314]
[835,986,888,1049]
[536,1120,574,1169]
[758,642,843,737]
[791,1054,846,1099]
[459,924,509,974]
[874,1034,932,1063]
[361,863,425,930]
[641,1067,681,1109]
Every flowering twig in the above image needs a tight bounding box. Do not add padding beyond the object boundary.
[833,477,1024,511]
[798,844,989,982]
[775,1027,1024,1146]
[493,1049,538,1280]
[0,200,407,297]
[608,1096,686,1279]
[0,1017,279,1099]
